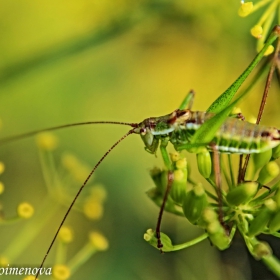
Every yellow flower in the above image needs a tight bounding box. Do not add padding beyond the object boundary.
[58,226,73,243]
[83,200,103,220]
[263,45,274,55]
[17,202,34,219]
[238,2,254,17]
[251,25,263,38]
[36,132,58,151]
[52,264,71,280]
[89,232,109,251]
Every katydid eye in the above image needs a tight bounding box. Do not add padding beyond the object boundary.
[140,128,146,135]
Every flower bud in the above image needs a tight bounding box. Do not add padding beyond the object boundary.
[252,242,272,260]
[144,229,174,252]
[170,169,187,204]
[170,152,180,162]
[182,184,208,225]
[252,149,272,172]
[202,208,217,223]
[176,158,187,169]
[150,168,168,195]
[258,161,280,185]
[248,199,277,237]
[238,2,253,17]
[226,182,258,206]
[196,151,212,179]
[206,221,230,250]
[265,199,278,212]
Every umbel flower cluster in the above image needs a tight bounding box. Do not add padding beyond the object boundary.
[0,131,108,280]
[239,0,280,54]
[144,145,280,277]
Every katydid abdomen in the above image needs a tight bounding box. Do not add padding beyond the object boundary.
[212,114,280,154]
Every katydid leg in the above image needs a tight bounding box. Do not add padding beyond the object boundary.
[155,142,174,251]
[179,90,195,110]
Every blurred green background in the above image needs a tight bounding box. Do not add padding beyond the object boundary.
[0,1,280,280]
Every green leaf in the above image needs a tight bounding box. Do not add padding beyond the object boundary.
[207,26,279,114]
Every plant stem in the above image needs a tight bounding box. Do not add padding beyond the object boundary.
[171,233,209,251]
[262,255,280,278]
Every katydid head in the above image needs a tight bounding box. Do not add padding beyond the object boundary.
[132,109,192,154]
[132,120,159,154]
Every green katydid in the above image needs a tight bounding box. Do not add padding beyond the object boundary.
[0,25,280,279]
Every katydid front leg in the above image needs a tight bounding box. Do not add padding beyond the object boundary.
[178,90,195,110]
